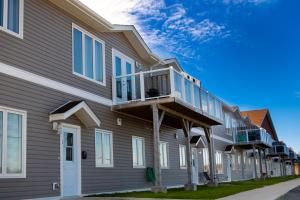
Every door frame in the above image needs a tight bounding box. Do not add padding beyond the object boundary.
[112,48,135,103]
[59,123,82,197]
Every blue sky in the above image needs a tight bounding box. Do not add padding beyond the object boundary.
[81,0,300,152]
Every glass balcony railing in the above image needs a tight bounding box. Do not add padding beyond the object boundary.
[234,128,273,147]
[268,142,289,156]
[112,67,224,121]
[289,150,298,160]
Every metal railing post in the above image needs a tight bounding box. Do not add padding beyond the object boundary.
[169,67,175,97]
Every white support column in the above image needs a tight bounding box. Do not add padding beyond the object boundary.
[151,104,166,193]
[140,73,145,101]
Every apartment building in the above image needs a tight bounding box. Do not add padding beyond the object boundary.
[0,0,296,200]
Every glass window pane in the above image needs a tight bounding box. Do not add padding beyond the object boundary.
[8,0,20,33]
[0,112,2,173]
[66,147,73,161]
[73,28,83,74]
[0,0,3,27]
[85,35,94,79]
[193,86,200,108]
[137,139,144,166]
[201,90,208,113]
[95,41,103,82]
[126,62,132,101]
[208,95,215,116]
[132,138,137,166]
[184,79,192,104]
[174,72,182,98]
[115,56,122,99]
[103,133,111,165]
[95,132,102,165]
[7,113,22,174]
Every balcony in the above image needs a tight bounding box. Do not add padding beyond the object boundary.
[233,128,273,148]
[111,67,223,128]
[289,150,298,161]
[267,142,289,157]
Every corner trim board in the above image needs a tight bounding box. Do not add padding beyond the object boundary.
[0,62,113,106]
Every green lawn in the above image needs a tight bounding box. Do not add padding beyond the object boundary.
[89,176,300,200]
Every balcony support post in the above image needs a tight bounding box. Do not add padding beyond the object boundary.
[181,119,197,191]
[151,104,167,193]
[241,150,245,179]
[252,145,258,179]
[258,149,263,178]
[263,149,268,176]
[204,127,218,186]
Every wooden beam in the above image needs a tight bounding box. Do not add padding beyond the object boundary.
[158,111,165,129]
[204,127,211,143]
[157,104,210,128]
[253,145,258,179]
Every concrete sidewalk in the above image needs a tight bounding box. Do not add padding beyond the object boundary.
[218,178,300,200]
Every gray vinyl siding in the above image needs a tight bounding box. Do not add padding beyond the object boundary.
[0,0,150,101]
[0,73,188,199]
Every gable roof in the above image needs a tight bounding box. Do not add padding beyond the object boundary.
[241,109,278,141]
[48,0,161,65]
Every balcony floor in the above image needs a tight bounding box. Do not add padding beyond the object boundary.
[111,97,222,129]
[232,142,272,150]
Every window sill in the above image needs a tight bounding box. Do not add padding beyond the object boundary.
[133,165,146,169]
[0,26,23,39]
[73,72,106,86]
[0,174,26,179]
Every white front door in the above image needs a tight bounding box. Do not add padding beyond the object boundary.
[61,125,81,197]
[226,154,232,182]
[113,51,135,102]
[192,148,199,185]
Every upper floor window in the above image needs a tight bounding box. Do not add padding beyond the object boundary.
[132,136,145,168]
[0,0,23,38]
[95,129,113,167]
[0,106,26,178]
[72,24,105,86]
[160,142,169,169]
[179,144,187,169]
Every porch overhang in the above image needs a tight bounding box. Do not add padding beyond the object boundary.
[112,97,222,129]
[231,142,271,150]
[49,101,100,128]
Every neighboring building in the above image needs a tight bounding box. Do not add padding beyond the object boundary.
[0,1,296,200]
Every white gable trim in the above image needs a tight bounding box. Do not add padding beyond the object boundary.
[49,101,101,127]
[0,62,112,106]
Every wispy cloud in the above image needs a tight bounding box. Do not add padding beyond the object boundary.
[79,0,229,60]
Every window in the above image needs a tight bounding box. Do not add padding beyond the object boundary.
[95,130,113,167]
[237,154,241,168]
[160,142,169,169]
[232,154,237,170]
[179,145,186,168]
[0,106,26,178]
[72,24,105,85]
[215,151,223,174]
[0,0,23,38]
[132,136,145,168]
[202,148,210,172]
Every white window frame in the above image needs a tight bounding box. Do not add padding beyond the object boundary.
[179,144,187,169]
[160,141,169,169]
[72,23,106,86]
[215,151,223,174]
[95,129,113,168]
[132,136,146,168]
[0,106,26,178]
[0,0,24,39]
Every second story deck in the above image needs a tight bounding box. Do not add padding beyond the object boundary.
[111,67,223,128]
[233,128,273,149]
[267,141,289,157]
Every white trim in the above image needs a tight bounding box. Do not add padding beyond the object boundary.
[0,105,26,178]
[0,0,24,39]
[49,101,101,127]
[59,123,82,198]
[132,136,146,168]
[72,23,106,86]
[0,61,112,106]
[95,129,114,168]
